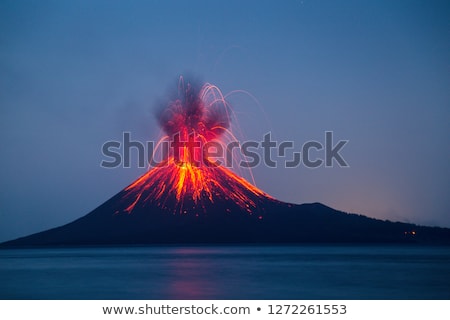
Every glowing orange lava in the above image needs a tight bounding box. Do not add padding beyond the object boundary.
[121,78,273,215]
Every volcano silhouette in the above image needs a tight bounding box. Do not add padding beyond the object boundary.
[2,79,450,247]
[2,160,450,247]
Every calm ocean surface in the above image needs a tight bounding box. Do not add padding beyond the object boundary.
[1,245,449,299]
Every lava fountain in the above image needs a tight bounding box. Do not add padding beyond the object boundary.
[121,78,275,215]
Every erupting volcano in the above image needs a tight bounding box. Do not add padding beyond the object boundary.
[121,80,275,216]
[2,79,450,247]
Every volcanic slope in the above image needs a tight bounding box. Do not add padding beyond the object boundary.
[2,162,450,247]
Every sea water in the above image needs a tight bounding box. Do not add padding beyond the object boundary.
[1,245,449,299]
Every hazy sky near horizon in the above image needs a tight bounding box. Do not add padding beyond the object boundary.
[1,0,449,242]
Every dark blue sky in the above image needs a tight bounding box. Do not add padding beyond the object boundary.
[1,0,449,241]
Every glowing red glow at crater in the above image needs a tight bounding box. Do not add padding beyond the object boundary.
[121,77,273,215]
